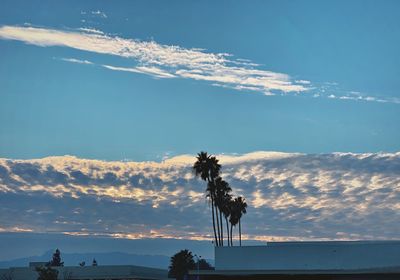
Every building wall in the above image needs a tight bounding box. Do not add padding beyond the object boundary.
[215,241,400,271]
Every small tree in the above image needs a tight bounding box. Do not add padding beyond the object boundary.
[36,266,58,280]
[168,249,195,280]
[196,259,214,270]
[48,249,64,267]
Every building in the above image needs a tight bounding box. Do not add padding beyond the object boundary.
[190,241,400,279]
[0,263,170,280]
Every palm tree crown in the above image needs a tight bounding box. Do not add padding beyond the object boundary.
[193,152,221,182]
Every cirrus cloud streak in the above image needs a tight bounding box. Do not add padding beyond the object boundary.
[0,25,308,95]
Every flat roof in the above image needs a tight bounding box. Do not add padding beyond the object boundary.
[249,240,400,246]
[189,267,400,276]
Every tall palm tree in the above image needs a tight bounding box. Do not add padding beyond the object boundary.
[193,152,221,246]
[206,180,220,246]
[228,196,247,246]
[236,196,247,246]
[214,177,231,246]
[220,192,232,246]
[229,198,239,246]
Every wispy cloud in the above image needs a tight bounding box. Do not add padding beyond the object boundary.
[91,10,107,19]
[313,83,400,104]
[60,57,93,65]
[0,25,398,104]
[80,10,108,19]
[102,65,176,79]
[77,27,104,35]
[1,152,399,241]
[0,25,308,95]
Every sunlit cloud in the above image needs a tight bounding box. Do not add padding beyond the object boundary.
[0,226,33,233]
[0,25,308,95]
[0,152,399,241]
[0,25,398,103]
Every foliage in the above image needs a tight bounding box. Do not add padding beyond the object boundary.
[168,249,196,280]
[36,266,58,280]
[196,259,214,270]
[48,249,64,267]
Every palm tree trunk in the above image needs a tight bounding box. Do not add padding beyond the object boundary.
[215,204,221,246]
[219,210,224,246]
[239,219,242,247]
[210,197,218,246]
[230,224,233,246]
[225,217,230,246]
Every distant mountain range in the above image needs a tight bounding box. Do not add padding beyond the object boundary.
[0,250,172,269]
[0,250,215,270]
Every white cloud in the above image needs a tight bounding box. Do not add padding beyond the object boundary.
[0,25,398,104]
[78,27,104,35]
[312,83,400,104]
[0,25,308,95]
[102,64,176,78]
[91,10,107,19]
[60,57,93,65]
[1,151,400,241]
[295,80,311,85]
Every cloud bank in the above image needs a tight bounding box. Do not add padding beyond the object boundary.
[1,152,399,242]
[0,25,307,95]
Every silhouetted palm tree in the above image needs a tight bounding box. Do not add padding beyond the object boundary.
[229,198,239,246]
[193,152,221,246]
[236,196,247,246]
[228,196,247,246]
[214,177,231,246]
[206,180,220,246]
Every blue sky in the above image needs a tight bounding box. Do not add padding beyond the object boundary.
[0,0,399,161]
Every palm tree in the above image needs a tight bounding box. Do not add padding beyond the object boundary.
[235,196,247,246]
[228,196,247,246]
[193,152,221,246]
[214,177,231,246]
[220,193,232,246]
[229,198,239,246]
[206,180,220,246]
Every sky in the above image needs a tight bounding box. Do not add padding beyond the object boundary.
[0,0,400,160]
[0,0,400,261]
